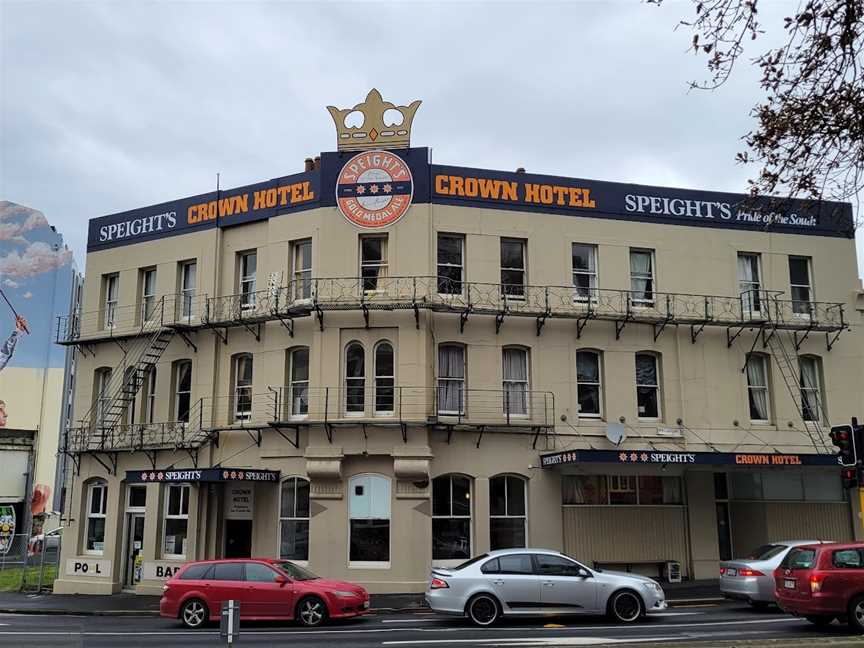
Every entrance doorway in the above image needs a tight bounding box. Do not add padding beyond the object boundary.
[124,513,145,588]
[224,519,253,558]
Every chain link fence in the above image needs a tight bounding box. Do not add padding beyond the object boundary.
[0,533,62,592]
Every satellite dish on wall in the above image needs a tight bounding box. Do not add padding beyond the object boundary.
[606,422,626,446]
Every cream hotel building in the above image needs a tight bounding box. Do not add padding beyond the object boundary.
[55,91,863,595]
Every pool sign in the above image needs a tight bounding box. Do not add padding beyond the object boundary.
[0,506,14,555]
[66,558,112,578]
[336,150,414,229]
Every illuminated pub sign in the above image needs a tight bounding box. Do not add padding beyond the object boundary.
[86,90,854,252]
[126,468,280,483]
[539,449,840,468]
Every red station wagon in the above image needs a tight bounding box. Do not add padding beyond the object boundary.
[774,542,864,632]
[160,558,370,628]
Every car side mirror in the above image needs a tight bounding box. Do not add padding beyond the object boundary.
[577,568,591,578]
[275,574,288,586]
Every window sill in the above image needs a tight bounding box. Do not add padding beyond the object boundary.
[84,550,104,556]
[348,561,391,570]
[162,554,186,561]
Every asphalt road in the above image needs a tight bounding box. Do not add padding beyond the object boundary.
[0,602,858,647]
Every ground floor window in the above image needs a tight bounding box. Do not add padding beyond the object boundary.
[86,481,107,554]
[729,471,844,502]
[280,477,310,561]
[432,474,471,560]
[349,474,390,563]
[163,484,190,558]
[489,475,527,550]
[562,475,683,505]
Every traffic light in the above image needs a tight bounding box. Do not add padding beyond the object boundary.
[843,466,860,489]
[830,425,857,467]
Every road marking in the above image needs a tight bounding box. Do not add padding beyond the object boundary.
[382,619,439,623]
[383,638,681,646]
[648,612,704,617]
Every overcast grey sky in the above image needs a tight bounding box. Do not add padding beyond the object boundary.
[2,0,861,274]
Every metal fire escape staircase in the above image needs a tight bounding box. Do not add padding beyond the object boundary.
[762,315,831,454]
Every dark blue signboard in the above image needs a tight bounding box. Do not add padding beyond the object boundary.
[87,147,853,252]
[125,468,279,483]
[540,449,840,468]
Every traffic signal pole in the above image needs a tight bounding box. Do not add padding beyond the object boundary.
[831,418,864,539]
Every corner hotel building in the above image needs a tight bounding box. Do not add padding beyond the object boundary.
[55,91,863,595]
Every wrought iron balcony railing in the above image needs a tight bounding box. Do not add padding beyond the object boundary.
[64,386,555,453]
[56,276,847,344]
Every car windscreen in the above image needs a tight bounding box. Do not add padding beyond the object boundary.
[780,548,817,570]
[275,561,319,581]
[744,544,786,561]
[452,554,488,571]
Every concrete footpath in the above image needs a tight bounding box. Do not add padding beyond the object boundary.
[0,580,723,616]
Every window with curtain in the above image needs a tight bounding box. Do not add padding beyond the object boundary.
[360,236,387,292]
[789,256,813,316]
[141,268,157,322]
[239,251,257,309]
[103,274,119,328]
[374,342,395,414]
[163,484,189,558]
[94,368,113,429]
[571,244,597,302]
[280,477,310,561]
[288,348,309,417]
[489,475,527,550]
[502,347,529,416]
[349,474,390,563]
[737,253,762,313]
[432,475,471,560]
[576,351,602,417]
[233,355,253,421]
[799,356,823,422]
[85,481,107,554]
[635,353,660,419]
[629,249,654,305]
[174,360,192,423]
[180,260,197,320]
[345,343,365,414]
[437,234,464,295]
[437,345,465,415]
[746,354,770,422]
[500,238,526,298]
[143,368,156,424]
[293,239,312,300]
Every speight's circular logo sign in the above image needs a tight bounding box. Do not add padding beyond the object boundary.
[336,150,413,228]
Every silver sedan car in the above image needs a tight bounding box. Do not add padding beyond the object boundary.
[425,548,667,626]
[720,540,830,607]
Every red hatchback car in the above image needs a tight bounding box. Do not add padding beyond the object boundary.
[774,542,864,631]
[160,559,370,628]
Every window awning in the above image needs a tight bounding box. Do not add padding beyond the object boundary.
[126,468,279,483]
[540,449,837,468]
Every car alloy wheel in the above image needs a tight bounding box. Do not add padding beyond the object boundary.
[468,594,500,626]
[181,599,208,629]
[298,597,327,627]
[848,595,864,633]
[610,591,642,623]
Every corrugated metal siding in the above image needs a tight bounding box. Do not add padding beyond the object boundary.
[730,502,853,555]
[562,506,689,576]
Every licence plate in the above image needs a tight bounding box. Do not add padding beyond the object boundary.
[726,568,737,577]
[784,579,796,589]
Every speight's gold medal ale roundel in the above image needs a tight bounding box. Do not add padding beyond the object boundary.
[336,150,413,229]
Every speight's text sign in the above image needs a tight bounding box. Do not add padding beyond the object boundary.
[126,468,280,483]
[540,449,840,468]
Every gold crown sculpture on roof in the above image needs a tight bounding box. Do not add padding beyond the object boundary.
[327,89,421,151]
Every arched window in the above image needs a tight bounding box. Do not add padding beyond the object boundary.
[489,474,527,550]
[280,477,310,560]
[345,342,365,414]
[232,354,253,421]
[172,360,192,423]
[85,480,108,555]
[348,474,390,564]
[502,347,529,416]
[635,352,661,420]
[374,341,394,414]
[576,350,602,418]
[746,353,771,423]
[287,348,309,418]
[432,474,471,560]
[437,344,465,415]
[799,355,825,422]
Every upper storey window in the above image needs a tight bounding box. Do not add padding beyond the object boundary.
[789,256,813,317]
[629,249,654,306]
[500,238,526,300]
[437,234,464,296]
[571,244,597,302]
[737,253,762,314]
[360,236,388,293]
[293,239,312,301]
[238,251,257,310]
